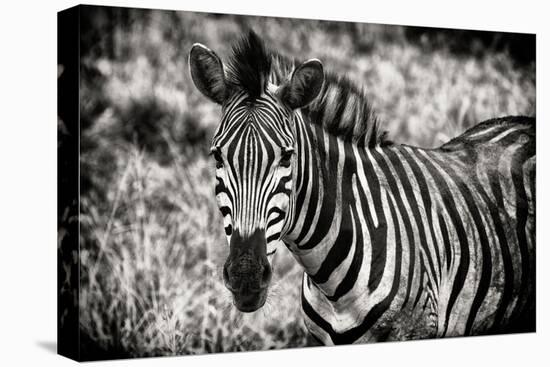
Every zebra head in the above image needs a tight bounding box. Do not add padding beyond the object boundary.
[189,31,324,312]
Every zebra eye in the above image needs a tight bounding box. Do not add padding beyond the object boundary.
[211,150,224,168]
[280,149,294,166]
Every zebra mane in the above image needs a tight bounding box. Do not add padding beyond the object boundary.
[303,72,390,148]
[226,30,272,99]
[225,30,390,147]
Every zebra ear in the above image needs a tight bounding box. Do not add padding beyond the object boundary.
[189,43,227,104]
[278,59,324,109]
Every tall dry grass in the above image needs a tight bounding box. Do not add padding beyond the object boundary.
[75,6,535,358]
[79,141,309,357]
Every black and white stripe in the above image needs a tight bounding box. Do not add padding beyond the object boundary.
[189,30,535,342]
[211,91,296,257]
[288,116,535,343]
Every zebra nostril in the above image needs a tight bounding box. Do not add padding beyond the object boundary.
[223,262,231,286]
[261,264,272,287]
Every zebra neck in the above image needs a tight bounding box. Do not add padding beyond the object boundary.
[281,115,385,294]
[281,115,441,304]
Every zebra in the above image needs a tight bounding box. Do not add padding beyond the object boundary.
[188,30,535,344]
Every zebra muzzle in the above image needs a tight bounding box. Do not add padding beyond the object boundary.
[223,236,273,312]
[223,256,272,292]
[222,261,271,312]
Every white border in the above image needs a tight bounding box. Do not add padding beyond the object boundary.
[0,0,547,366]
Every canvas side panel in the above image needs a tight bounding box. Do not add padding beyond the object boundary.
[57,5,80,362]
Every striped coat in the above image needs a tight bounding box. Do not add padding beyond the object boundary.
[288,116,535,343]
[189,30,535,344]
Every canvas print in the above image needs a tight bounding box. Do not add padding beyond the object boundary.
[57,4,536,361]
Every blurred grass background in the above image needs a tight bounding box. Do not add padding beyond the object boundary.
[68,5,535,359]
